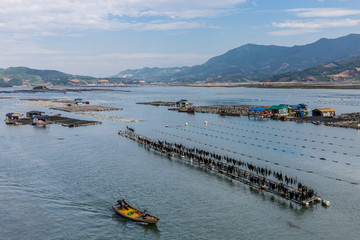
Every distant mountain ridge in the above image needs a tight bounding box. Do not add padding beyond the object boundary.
[112,66,190,81]
[0,67,135,87]
[115,34,360,83]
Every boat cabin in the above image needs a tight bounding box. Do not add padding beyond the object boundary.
[176,99,189,108]
[26,111,45,118]
[312,108,335,117]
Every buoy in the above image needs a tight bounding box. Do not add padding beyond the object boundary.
[322,200,330,207]
[185,122,188,126]
[205,121,207,124]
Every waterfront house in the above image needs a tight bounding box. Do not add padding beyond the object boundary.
[289,104,309,116]
[268,105,289,116]
[312,108,335,117]
[26,111,45,118]
[299,103,308,110]
[248,107,267,116]
[176,99,189,108]
[295,110,309,117]
[5,113,21,124]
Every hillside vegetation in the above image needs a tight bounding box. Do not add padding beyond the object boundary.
[269,56,360,82]
[0,67,133,87]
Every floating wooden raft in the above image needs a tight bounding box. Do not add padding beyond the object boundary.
[9,115,101,127]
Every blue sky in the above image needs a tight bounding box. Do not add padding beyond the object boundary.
[1,0,360,77]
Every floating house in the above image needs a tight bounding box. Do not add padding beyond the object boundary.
[290,104,309,117]
[295,110,309,117]
[5,113,21,124]
[268,105,289,116]
[33,115,50,125]
[312,108,335,117]
[299,103,308,110]
[248,107,267,116]
[176,99,189,108]
[26,111,44,118]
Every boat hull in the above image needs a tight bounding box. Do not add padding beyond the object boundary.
[112,204,160,224]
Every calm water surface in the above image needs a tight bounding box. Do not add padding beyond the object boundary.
[1,86,360,239]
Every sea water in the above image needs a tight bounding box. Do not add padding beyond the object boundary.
[1,86,360,240]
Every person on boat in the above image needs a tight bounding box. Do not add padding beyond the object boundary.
[118,199,128,209]
[142,209,148,218]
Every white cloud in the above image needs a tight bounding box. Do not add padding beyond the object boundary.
[287,8,360,18]
[269,8,360,36]
[0,0,246,35]
[269,29,320,36]
[272,18,360,29]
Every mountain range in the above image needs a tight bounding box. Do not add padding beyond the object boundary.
[2,34,360,87]
[115,34,360,83]
[0,67,137,87]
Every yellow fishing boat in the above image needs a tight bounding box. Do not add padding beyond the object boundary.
[112,200,160,224]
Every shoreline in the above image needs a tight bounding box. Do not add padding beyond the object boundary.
[2,82,360,90]
[184,82,360,89]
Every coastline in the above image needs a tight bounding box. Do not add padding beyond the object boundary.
[2,82,360,89]
[184,82,360,89]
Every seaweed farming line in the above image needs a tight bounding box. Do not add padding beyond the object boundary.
[229,120,357,143]
[153,129,360,186]
[213,122,356,150]
[119,128,324,206]
[180,125,357,168]
[227,121,357,149]
[195,123,360,160]
[190,124,358,165]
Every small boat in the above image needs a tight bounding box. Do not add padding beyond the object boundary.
[178,107,195,113]
[112,200,160,224]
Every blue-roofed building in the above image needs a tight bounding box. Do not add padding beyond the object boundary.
[248,107,268,118]
[176,99,189,108]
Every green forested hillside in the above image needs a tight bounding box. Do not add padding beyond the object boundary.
[0,67,130,87]
[269,56,360,82]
